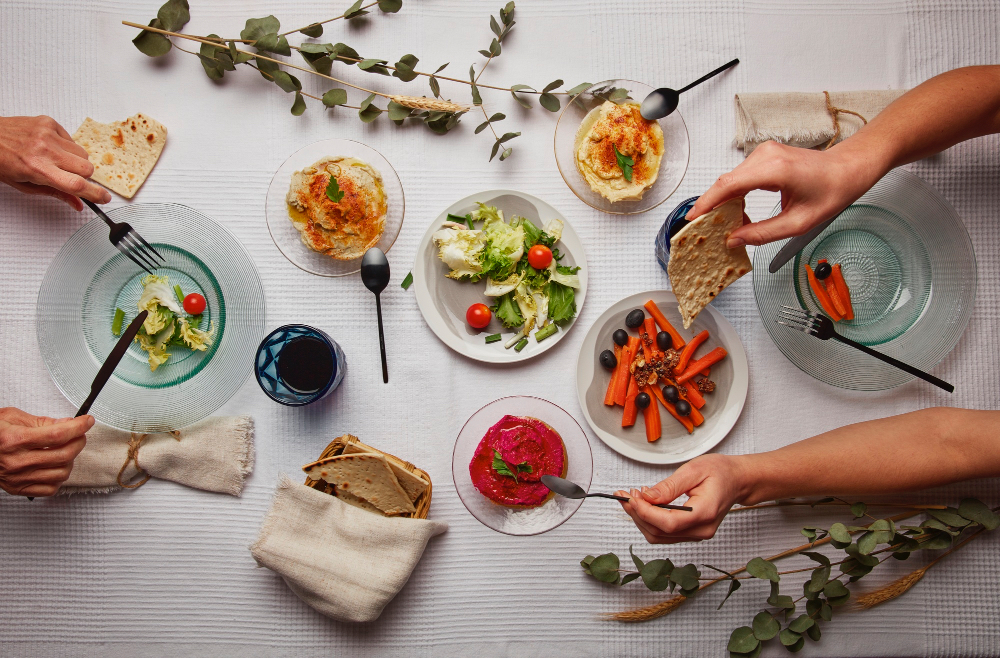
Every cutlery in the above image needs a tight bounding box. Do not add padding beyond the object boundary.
[360,248,390,384]
[640,58,740,120]
[768,216,838,273]
[777,306,954,392]
[540,475,694,511]
[83,199,165,275]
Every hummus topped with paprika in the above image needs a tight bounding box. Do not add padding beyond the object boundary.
[574,101,664,203]
[469,415,567,508]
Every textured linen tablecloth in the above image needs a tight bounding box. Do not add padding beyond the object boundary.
[1,1,999,656]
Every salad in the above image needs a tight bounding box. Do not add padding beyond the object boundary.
[111,274,215,372]
[432,203,582,351]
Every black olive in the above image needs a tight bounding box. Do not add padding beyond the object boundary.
[815,261,833,280]
[662,385,679,404]
[612,329,629,347]
[635,392,651,409]
[599,349,617,370]
[625,309,645,328]
[674,399,692,417]
[656,331,671,351]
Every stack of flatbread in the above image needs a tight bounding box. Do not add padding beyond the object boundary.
[303,440,429,517]
[668,197,753,328]
[72,113,167,199]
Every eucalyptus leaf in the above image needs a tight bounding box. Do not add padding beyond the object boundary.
[359,93,383,122]
[806,624,821,642]
[805,599,821,618]
[539,92,560,112]
[488,112,506,122]
[959,498,1000,529]
[434,62,449,73]
[850,502,867,518]
[640,559,673,591]
[510,83,534,109]
[359,59,391,75]
[629,545,644,572]
[474,120,491,135]
[490,14,502,36]
[290,91,306,115]
[621,572,641,586]
[330,43,361,63]
[469,66,482,105]
[387,101,412,121]
[271,70,301,92]
[344,0,369,20]
[157,0,190,32]
[198,53,225,80]
[802,580,819,600]
[580,555,595,575]
[241,16,281,42]
[800,528,817,542]
[301,50,333,75]
[752,611,779,641]
[566,82,592,96]
[820,602,833,621]
[823,580,849,599]
[489,38,501,57]
[498,131,519,144]
[928,508,972,528]
[788,615,814,633]
[256,33,291,56]
[727,627,759,654]
[669,563,700,592]
[133,19,172,57]
[229,41,253,63]
[918,532,953,551]
[857,531,877,555]
[429,76,440,98]
[718,577,741,610]
[828,522,851,544]
[746,557,779,582]
[378,0,403,12]
[393,54,419,81]
[300,23,324,37]
[255,56,279,78]
[807,566,831,593]
[588,553,620,584]
[478,50,492,58]
[801,552,830,566]
[779,629,801,647]
[542,78,564,93]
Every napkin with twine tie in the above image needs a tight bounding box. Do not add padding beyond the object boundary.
[59,415,254,496]
[734,89,907,154]
[250,475,448,623]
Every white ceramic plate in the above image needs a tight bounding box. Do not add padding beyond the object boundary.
[575,291,748,464]
[412,190,588,363]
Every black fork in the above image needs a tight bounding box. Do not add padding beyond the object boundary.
[778,306,954,393]
[83,199,165,275]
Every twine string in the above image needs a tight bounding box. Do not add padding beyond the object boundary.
[116,429,184,489]
[823,90,868,150]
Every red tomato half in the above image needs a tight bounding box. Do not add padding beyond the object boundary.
[527,244,553,270]
[466,303,492,329]
[183,292,207,316]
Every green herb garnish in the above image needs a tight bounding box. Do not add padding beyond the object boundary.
[613,144,634,182]
[173,284,185,305]
[401,271,413,290]
[485,333,502,344]
[535,323,558,342]
[492,449,531,482]
[514,337,529,352]
[111,308,125,336]
[325,175,345,203]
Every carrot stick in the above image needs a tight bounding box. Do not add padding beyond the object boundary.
[622,376,640,427]
[805,263,842,321]
[689,405,704,427]
[830,263,854,320]
[682,380,705,409]
[644,300,685,350]
[700,367,710,376]
[614,337,640,406]
[651,385,694,434]
[676,329,709,374]
[677,347,728,384]
[640,317,656,362]
[603,344,623,406]
[641,385,661,442]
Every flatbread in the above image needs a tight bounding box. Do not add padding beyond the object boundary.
[72,113,167,199]
[342,443,428,504]
[668,198,752,328]
[304,453,415,515]
[334,489,387,515]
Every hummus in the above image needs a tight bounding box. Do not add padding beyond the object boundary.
[574,101,664,203]
[286,156,387,260]
[469,415,567,508]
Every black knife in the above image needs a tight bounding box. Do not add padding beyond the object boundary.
[767,216,838,273]
[76,309,148,417]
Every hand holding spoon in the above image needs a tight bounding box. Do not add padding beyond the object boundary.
[640,58,740,120]
[361,247,390,383]
[541,475,693,511]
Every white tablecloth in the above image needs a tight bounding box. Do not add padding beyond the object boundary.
[2,1,999,655]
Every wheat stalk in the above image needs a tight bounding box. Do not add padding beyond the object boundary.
[603,595,687,622]
[852,567,928,610]
[389,95,469,113]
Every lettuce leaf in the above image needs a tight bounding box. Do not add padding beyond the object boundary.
[479,213,524,281]
[432,227,486,280]
[492,291,524,329]
[548,280,577,325]
[550,263,581,289]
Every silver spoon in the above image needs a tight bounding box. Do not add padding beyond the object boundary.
[541,475,693,511]
[360,247,390,383]
[640,58,740,120]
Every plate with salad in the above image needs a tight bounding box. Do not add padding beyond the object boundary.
[575,290,748,464]
[412,190,587,363]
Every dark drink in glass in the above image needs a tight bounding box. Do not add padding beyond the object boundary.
[255,325,345,405]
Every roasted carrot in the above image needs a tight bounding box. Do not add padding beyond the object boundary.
[641,385,662,442]
[639,317,656,362]
[700,367,711,376]
[682,380,705,409]
[689,405,705,427]
[676,330,709,374]
[677,347,728,384]
[622,376,640,427]
[613,337,641,406]
[651,385,694,434]
[805,263,842,321]
[603,344,623,406]
[830,263,854,320]
[644,300,685,350]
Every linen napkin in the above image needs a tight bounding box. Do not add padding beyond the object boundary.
[734,90,907,153]
[59,415,254,496]
[250,475,448,623]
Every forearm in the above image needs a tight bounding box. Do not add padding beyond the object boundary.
[736,408,1000,505]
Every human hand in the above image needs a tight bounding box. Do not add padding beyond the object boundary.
[0,408,93,497]
[616,454,750,544]
[686,140,884,248]
[0,115,112,211]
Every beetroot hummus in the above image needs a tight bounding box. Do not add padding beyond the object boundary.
[469,415,567,508]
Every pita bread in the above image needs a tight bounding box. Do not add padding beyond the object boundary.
[342,443,428,503]
[304,453,415,515]
[334,490,387,515]
[668,198,752,328]
[72,113,167,199]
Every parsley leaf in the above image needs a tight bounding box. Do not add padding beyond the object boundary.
[613,144,634,182]
[492,449,531,483]
[326,175,345,203]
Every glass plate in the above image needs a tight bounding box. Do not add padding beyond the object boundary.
[265,138,404,277]
[554,79,689,215]
[753,168,977,390]
[37,203,266,432]
[452,396,593,536]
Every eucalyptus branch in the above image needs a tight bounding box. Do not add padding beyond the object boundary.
[731,499,947,512]
[278,0,381,38]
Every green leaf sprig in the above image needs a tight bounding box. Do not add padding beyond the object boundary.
[325,175,345,203]
[491,449,531,483]
[613,144,634,182]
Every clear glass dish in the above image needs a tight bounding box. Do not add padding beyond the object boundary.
[37,203,266,432]
[554,79,689,215]
[452,396,593,536]
[265,138,404,277]
[753,168,977,390]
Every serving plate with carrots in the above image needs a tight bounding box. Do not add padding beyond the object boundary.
[576,290,749,465]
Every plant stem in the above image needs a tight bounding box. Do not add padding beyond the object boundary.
[731,500,947,513]
[277,1,381,38]
[244,62,362,110]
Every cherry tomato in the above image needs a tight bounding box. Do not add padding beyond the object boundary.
[527,244,553,270]
[466,303,492,329]
[183,292,207,316]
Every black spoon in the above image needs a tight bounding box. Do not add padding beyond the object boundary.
[361,248,390,383]
[541,475,693,511]
[639,58,740,120]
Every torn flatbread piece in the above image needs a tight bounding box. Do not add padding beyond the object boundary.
[304,453,416,515]
[668,197,752,328]
[342,443,428,504]
[72,113,167,199]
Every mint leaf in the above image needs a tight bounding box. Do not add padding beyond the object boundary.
[613,144,634,182]
[326,175,344,202]
[492,450,518,482]
[516,462,532,473]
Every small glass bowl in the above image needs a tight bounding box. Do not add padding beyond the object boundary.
[255,325,345,405]
[654,195,699,272]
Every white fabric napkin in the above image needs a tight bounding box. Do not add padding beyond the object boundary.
[734,90,907,153]
[250,475,448,623]
[59,415,255,496]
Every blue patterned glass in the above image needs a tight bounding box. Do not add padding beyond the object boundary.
[654,196,699,273]
[255,324,345,406]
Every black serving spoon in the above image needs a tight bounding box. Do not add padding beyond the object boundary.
[640,58,740,120]
[541,475,693,511]
[361,248,390,384]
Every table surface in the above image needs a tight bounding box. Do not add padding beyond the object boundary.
[2,1,999,656]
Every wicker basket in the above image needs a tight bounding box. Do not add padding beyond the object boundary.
[303,434,432,520]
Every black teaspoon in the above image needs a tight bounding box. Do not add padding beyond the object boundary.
[640,58,740,120]
[541,475,694,511]
[360,248,390,383]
